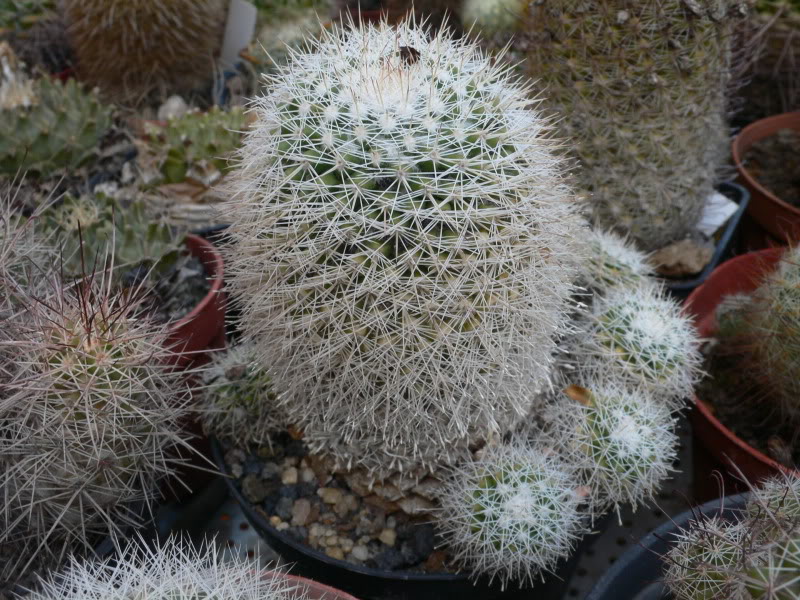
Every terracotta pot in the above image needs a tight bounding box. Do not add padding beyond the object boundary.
[165,234,226,366]
[732,111,800,245]
[279,573,361,600]
[684,248,799,495]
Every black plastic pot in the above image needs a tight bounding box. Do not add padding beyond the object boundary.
[663,181,750,301]
[212,437,604,600]
[585,493,748,600]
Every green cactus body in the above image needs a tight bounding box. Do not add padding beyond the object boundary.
[0,0,54,32]
[143,107,248,185]
[44,194,182,288]
[0,77,111,177]
[583,229,654,291]
[515,0,744,250]
[461,0,523,36]
[746,534,800,600]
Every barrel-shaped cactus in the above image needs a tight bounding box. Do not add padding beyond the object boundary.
[222,18,585,475]
[436,442,585,587]
[512,0,746,250]
[61,0,226,102]
[0,269,195,582]
[582,228,654,292]
[27,535,310,600]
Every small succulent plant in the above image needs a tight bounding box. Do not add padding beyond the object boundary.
[0,268,196,582]
[43,193,182,290]
[547,381,678,516]
[141,107,249,186]
[0,61,111,177]
[61,0,227,102]
[582,229,655,292]
[200,343,285,449]
[437,442,585,587]
[27,535,310,600]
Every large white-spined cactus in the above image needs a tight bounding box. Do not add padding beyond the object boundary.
[27,535,309,600]
[223,18,585,474]
[436,442,585,588]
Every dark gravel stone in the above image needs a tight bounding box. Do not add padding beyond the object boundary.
[243,456,262,475]
[400,524,435,565]
[284,439,307,457]
[275,496,294,521]
[278,485,299,500]
[296,482,316,497]
[371,548,405,571]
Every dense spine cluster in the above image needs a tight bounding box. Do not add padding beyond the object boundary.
[0,270,195,581]
[513,0,746,250]
[27,536,310,600]
[223,19,585,475]
[61,0,227,102]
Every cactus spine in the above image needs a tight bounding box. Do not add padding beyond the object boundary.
[61,0,227,103]
[27,535,310,600]
[0,269,196,583]
[514,0,746,250]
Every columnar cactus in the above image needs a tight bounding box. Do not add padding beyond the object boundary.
[27,536,310,600]
[223,18,585,475]
[0,269,196,582]
[436,442,585,587]
[61,0,227,102]
[512,0,746,250]
[0,48,111,177]
[217,17,701,587]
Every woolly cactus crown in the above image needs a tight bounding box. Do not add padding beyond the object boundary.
[223,18,585,475]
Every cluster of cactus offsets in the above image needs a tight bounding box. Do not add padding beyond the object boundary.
[0,270,195,581]
[219,18,701,585]
[512,0,746,251]
[0,74,111,177]
[664,474,800,600]
[547,382,678,515]
[28,536,310,600]
[437,443,585,587]
[44,194,181,286]
[61,0,227,103]
[143,107,248,185]
[223,18,586,475]
[200,343,285,449]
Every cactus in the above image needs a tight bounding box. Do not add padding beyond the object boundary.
[199,343,285,449]
[577,281,702,408]
[27,535,310,600]
[141,107,248,185]
[664,517,751,600]
[0,0,54,33]
[745,533,800,600]
[43,193,182,289]
[511,0,746,251]
[61,0,227,103]
[0,268,197,582]
[436,442,585,587]
[222,18,586,475]
[0,71,111,177]
[461,0,523,36]
[547,380,678,515]
[748,475,800,532]
[582,228,654,292]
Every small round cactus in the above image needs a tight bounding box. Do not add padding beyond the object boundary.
[581,229,654,292]
[61,0,227,102]
[436,442,585,587]
[223,18,586,475]
[747,474,800,535]
[26,535,310,600]
[0,270,196,580]
[582,281,702,407]
[547,380,678,515]
[744,532,800,600]
[664,517,750,600]
[199,343,285,449]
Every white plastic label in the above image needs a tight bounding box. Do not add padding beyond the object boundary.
[220,0,257,70]
[697,190,738,238]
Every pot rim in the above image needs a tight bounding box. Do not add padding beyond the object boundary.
[170,234,224,331]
